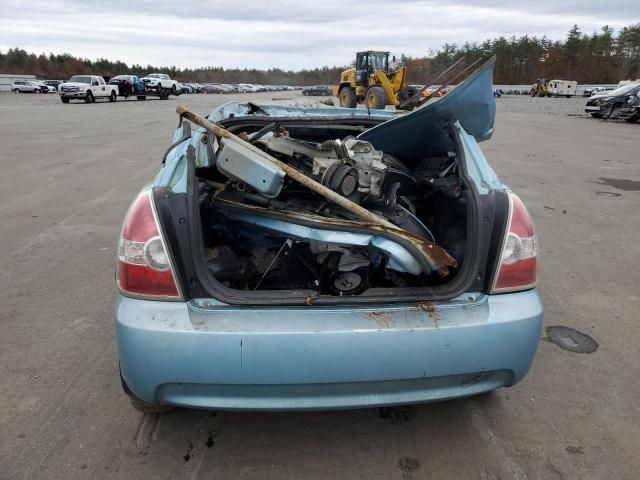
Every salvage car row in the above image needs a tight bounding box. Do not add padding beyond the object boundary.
[109,76,301,95]
[11,75,303,105]
[56,73,303,103]
[12,75,301,97]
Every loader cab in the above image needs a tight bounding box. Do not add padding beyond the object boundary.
[355,51,389,84]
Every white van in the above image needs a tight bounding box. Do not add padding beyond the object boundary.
[618,79,640,88]
[547,80,577,97]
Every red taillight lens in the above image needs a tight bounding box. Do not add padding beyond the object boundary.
[491,193,538,293]
[117,191,182,300]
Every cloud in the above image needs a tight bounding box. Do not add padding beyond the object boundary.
[0,0,637,70]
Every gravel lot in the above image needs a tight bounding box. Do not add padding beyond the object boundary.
[1,91,639,480]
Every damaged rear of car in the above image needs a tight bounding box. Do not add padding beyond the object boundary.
[116,57,543,412]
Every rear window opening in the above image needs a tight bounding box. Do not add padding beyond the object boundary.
[191,118,481,304]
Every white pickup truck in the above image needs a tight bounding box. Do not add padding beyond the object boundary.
[141,73,179,95]
[59,75,118,103]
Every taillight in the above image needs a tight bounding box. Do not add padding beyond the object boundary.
[491,192,538,293]
[117,191,182,300]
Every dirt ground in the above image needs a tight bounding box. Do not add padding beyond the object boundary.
[0,91,639,480]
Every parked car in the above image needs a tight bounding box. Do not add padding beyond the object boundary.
[588,86,615,97]
[618,79,640,87]
[210,83,229,93]
[583,86,617,97]
[109,75,145,98]
[59,75,118,103]
[141,73,179,95]
[422,86,447,98]
[43,80,63,91]
[33,81,56,93]
[11,80,45,93]
[237,83,259,93]
[302,85,332,96]
[585,83,640,122]
[115,58,542,413]
[202,84,225,94]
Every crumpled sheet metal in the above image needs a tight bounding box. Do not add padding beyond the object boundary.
[215,198,457,276]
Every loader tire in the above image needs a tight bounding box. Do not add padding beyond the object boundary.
[339,86,357,108]
[625,113,639,123]
[398,87,418,104]
[365,86,386,110]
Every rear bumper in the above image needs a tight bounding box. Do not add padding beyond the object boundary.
[116,290,543,410]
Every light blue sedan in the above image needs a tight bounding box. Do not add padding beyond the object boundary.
[116,57,542,412]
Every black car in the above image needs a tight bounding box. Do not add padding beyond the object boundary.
[585,83,640,122]
[43,80,63,91]
[302,85,332,96]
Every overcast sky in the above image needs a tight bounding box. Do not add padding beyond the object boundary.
[1,0,638,70]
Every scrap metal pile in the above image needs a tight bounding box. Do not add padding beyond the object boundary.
[179,106,461,296]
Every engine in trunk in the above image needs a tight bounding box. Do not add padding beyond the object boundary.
[195,118,473,298]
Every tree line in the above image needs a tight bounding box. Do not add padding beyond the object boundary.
[425,24,640,84]
[1,24,638,85]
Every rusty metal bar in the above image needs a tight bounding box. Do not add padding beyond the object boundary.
[176,105,398,230]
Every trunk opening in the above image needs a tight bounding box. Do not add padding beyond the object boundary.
[188,117,484,305]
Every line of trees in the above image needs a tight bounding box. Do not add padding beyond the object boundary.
[1,24,638,85]
[424,24,640,84]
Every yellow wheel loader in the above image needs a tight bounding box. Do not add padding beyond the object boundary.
[530,79,550,97]
[332,51,417,110]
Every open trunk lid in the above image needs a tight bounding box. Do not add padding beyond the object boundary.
[358,56,496,158]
